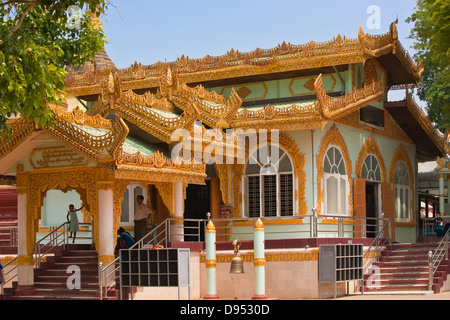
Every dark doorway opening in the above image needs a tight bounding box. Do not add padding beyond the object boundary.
[184,180,211,241]
[365,182,379,238]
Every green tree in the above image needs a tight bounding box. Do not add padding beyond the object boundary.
[407,0,450,131]
[0,0,108,131]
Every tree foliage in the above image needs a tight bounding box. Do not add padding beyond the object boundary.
[407,0,450,131]
[0,0,108,131]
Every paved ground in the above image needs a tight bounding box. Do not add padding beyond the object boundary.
[335,291,450,300]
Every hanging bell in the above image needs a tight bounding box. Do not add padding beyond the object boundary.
[230,253,244,274]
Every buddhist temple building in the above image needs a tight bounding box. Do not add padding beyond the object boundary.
[0,20,448,299]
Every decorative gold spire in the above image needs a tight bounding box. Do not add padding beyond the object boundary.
[205,220,216,233]
[254,218,264,232]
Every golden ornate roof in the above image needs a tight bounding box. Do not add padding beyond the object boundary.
[64,21,423,98]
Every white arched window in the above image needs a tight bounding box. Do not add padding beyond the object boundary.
[361,154,381,182]
[244,145,294,217]
[323,146,349,215]
[394,161,411,222]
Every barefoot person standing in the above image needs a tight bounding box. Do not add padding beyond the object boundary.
[134,195,152,243]
[67,204,83,243]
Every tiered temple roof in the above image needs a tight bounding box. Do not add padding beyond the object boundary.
[0,21,447,181]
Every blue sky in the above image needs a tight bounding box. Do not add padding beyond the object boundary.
[101,0,420,69]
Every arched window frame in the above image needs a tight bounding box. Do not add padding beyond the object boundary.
[394,161,411,222]
[361,154,382,182]
[243,144,294,218]
[323,145,350,216]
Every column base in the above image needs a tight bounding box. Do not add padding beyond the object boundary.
[252,294,268,300]
[204,294,220,299]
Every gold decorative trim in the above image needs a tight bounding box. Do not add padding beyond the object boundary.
[355,137,387,182]
[316,124,353,215]
[205,259,217,268]
[254,218,265,232]
[205,220,216,233]
[200,251,320,264]
[243,132,307,216]
[253,257,266,267]
[358,20,424,84]
[17,255,33,266]
[389,144,415,222]
[0,119,35,160]
[98,255,116,266]
[315,73,383,120]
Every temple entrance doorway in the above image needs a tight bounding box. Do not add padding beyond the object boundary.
[365,182,380,238]
[184,180,211,241]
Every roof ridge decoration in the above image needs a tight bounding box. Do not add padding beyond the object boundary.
[314,73,384,120]
[44,104,129,163]
[63,32,363,91]
[0,119,36,160]
[89,68,242,142]
[358,20,424,84]
[404,91,445,154]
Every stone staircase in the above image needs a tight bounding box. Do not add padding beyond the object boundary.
[4,244,120,300]
[363,242,450,294]
[0,188,18,254]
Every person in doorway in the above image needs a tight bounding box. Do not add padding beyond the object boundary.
[67,204,83,243]
[116,227,134,251]
[434,213,444,237]
[134,195,152,243]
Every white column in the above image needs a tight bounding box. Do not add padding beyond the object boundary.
[98,188,114,265]
[170,182,184,242]
[439,174,445,215]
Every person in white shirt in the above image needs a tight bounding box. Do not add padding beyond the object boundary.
[134,195,153,242]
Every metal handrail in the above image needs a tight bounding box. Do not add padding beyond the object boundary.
[0,222,92,294]
[362,218,392,272]
[98,259,121,300]
[428,228,450,291]
[0,226,18,247]
[360,218,392,294]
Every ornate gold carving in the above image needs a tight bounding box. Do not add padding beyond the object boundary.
[232,101,321,128]
[405,93,445,154]
[17,255,34,266]
[254,218,264,232]
[98,255,116,266]
[358,20,424,83]
[205,259,217,268]
[389,144,415,222]
[0,119,35,160]
[25,168,99,255]
[44,106,129,163]
[47,104,112,129]
[253,257,266,267]
[0,175,16,186]
[231,164,244,218]
[154,182,174,215]
[216,164,229,205]
[205,220,216,233]
[250,132,307,216]
[316,124,353,215]
[64,34,364,93]
[315,73,383,120]
[200,250,320,264]
[355,137,387,182]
